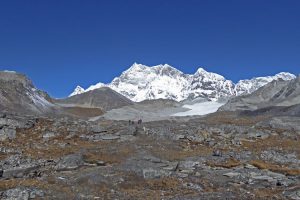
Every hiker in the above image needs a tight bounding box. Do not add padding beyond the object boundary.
[137,119,142,125]
[128,120,131,125]
[133,126,138,136]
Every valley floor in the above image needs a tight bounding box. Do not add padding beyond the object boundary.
[0,112,299,199]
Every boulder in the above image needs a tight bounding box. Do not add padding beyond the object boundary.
[55,154,84,171]
[0,127,16,141]
[223,172,241,178]
[2,187,30,200]
[142,168,171,179]
[2,165,39,179]
[42,131,56,140]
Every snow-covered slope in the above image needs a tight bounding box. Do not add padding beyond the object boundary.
[172,101,225,116]
[109,63,190,102]
[70,63,296,102]
[187,68,235,101]
[235,72,296,95]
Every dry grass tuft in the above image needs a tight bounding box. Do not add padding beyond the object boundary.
[250,160,300,176]
[206,158,242,169]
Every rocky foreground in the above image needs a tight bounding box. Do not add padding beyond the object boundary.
[0,111,299,200]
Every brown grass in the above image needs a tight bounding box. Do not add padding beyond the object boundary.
[250,160,300,176]
[0,118,131,162]
[82,145,134,164]
[204,111,270,126]
[119,175,197,200]
[151,142,214,161]
[242,136,300,158]
[0,153,8,160]
[252,188,284,199]
[206,158,242,169]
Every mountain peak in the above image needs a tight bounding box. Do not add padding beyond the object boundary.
[274,72,296,80]
[153,63,173,69]
[69,85,85,97]
[126,63,147,72]
[194,67,225,81]
[195,67,207,74]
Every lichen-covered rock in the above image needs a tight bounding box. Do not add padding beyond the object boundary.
[55,154,84,171]
[1,187,44,200]
[0,127,16,141]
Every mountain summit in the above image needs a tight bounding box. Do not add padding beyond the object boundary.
[70,63,296,102]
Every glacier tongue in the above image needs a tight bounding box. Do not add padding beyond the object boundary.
[69,63,296,102]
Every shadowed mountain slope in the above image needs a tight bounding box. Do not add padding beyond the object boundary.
[55,87,133,111]
[220,76,300,112]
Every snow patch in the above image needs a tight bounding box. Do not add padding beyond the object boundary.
[3,70,16,73]
[172,101,225,116]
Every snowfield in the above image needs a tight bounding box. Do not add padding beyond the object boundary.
[172,101,225,116]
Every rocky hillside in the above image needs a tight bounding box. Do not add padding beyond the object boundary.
[0,71,55,115]
[0,71,129,118]
[220,76,300,111]
[0,107,299,199]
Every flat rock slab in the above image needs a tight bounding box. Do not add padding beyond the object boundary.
[100,134,120,140]
[223,172,241,178]
[2,165,39,179]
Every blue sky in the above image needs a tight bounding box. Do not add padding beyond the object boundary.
[0,0,299,97]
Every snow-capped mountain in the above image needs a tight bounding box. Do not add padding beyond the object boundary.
[109,63,190,102]
[234,72,297,95]
[70,63,296,102]
[187,68,235,101]
[69,86,85,96]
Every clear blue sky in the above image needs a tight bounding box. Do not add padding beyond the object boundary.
[0,0,299,97]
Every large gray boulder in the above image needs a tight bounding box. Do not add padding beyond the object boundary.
[55,154,84,171]
[0,127,16,141]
